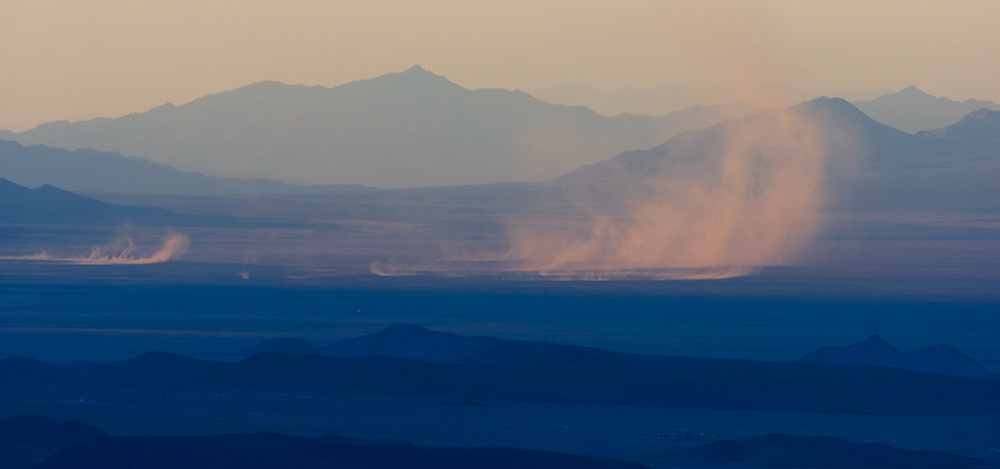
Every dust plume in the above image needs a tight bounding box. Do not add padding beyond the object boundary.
[1,233,190,265]
[506,103,839,279]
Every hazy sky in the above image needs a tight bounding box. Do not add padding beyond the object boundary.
[2,0,999,131]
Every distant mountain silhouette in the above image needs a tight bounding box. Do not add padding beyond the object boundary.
[854,86,1000,132]
[1,416,645,469]
[552,98,1000,213]
[0,140,371,195]
[653,433,998,468]
[558,97,939,182]
[801,334,904,368]
[800,334,995,380]
[535,82,816,117]
[323,323,557,364]
[0,178,184,226]
[0,415,108,469]
[3,66,748,188]
[7,325,1000,416]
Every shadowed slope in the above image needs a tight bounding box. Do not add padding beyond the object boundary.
[0,416,108,469]
[34,428,648,469]
[0,179,181,226]
[0,140,370,195]
[654,433,998,468]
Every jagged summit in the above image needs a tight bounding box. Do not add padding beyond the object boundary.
[862,333,892,346]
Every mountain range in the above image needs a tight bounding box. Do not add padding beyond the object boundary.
[1,66,755,188]
[0,178,184,226]
[6,324,997,416]
[853,85,1000,133]
[651,433,999,468]
[4,99,998,226]
[0,416,646,469]
[0,140,371,196]
[554,98,1000,214]
[254,324,996,381]
[800,334,996,380]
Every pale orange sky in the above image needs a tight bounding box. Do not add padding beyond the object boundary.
[2,0,998,131]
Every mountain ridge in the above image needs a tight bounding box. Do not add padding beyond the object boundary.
[0,139,373,195]
[0,178,184,226]
[4,66,755,188]
[854,86,1000,132]
[800,334,995,380]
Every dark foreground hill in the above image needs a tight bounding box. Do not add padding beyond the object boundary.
[0,415,108,469]
[0,178,184,226]
[0,140,371,196]
[0,416,647,469]
[650,433,999,468]
[4,325,1000,416]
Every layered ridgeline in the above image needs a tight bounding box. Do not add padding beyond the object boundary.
[853,85,1000,133]
[800,334,996,380]
[5,324,997,416]
[498,98,1000,274]
[551,98,1000,213]
[0,416,646,469]
[0,140,371,196]
[0,178,182,226]
[1,66,754,188]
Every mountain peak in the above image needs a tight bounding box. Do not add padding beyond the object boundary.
[899,85,926,95]
[394,64,443,80]
[964,108,997,120]
[800,335,994,379]
[863,333,891,346]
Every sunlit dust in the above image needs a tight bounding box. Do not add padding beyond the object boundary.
[503,103,836,279]
[1,233,190,265]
